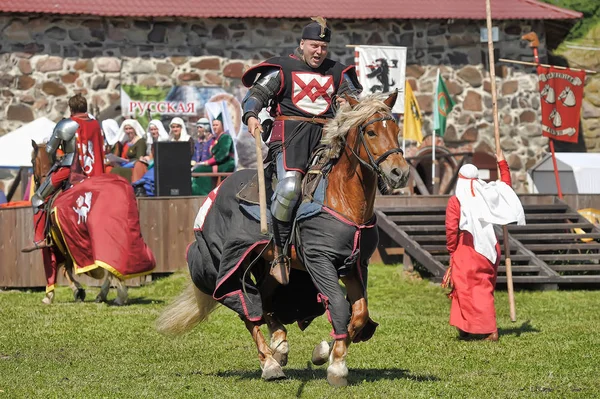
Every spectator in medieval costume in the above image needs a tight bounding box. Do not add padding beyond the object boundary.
[168,116,195,158]
[129,119,169,185]
[23,93,105,252]
[109,119,147,182]
[145,119,169,156]
[101,119,124,173]
[241,16,362,279]
[192,117,214,165]
[444,152,525,341]
[191,113,235,195]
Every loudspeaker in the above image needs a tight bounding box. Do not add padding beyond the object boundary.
[154,141,192,197]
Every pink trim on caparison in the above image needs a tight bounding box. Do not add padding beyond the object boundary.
[213,239,270,297]
[214,289,262,322]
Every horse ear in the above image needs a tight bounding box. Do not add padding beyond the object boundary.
[344,93,359,108]
[383,90,398,109]
[31,140,38,155]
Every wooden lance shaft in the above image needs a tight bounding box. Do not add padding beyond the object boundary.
[254,127,268,234]
[485,0,516,322]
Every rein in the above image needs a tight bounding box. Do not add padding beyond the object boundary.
[346,114,404,182]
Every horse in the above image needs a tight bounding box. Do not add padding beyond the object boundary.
[30,141,155,305]
[156,91,410,387]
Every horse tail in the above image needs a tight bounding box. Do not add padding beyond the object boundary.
[155,282,218,336]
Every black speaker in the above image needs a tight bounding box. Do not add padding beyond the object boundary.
[154,142,192,197]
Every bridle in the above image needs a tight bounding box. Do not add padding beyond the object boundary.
[346,113,404,180]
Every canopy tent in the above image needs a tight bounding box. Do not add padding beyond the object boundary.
[528,153,600,194]
[0,117,56,169]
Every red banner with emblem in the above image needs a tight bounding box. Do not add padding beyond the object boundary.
[537,66,585,143]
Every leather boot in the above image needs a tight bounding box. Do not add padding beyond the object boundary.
[484,330,499,342]
[270,245,290,286]
[21,239,52,253]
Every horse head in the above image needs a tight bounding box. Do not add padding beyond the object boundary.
[31,140,52,189]
[341,91,410,190]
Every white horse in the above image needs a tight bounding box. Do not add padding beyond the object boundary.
[558,86,576,107]
[540,84,555,104]
[549,109,562,127]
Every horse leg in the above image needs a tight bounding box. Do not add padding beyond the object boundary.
[95,269,110,303]
[63,261,86,302]
[263,313,288,367]
[326,274,371,387]
[244,319,286,381]
[113,276,128,306]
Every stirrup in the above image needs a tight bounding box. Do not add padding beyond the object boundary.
[270,254,291,286]
[21,239,51,253]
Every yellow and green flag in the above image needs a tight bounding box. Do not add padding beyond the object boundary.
[403,82,423,144]
[433,70,455,136]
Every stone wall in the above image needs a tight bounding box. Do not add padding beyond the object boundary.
[1,15,597,192]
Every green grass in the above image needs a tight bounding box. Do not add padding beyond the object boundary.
[1,265,599,398]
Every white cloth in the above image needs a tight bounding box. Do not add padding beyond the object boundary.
[102,119,121,146]
[169,117,191,142]
[119,119,146,144]
[456,164,526,264]
[146,119,169,155]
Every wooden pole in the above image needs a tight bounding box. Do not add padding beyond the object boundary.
[254,128,268,235]
[485,0,517,322]
[498,58,597,74]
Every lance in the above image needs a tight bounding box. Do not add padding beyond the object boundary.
[485,0,517,322]
[254,127,268,234]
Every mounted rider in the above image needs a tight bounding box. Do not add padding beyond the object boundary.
[241,16,362,282]
[23,94,105,252]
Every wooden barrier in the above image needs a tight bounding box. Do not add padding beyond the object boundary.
[1,194,599,288]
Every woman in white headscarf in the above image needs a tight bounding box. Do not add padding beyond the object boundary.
[130,120,169,184]
[168,116,195,164]
[110,119,147,182]
[444,151,525,341]
[101,119,124,173]
[146,119,169,156]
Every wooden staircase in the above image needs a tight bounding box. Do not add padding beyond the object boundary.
[375,196,600,287]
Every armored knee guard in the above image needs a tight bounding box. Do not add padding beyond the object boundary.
[271,171,303,222]
[31,175,59,211]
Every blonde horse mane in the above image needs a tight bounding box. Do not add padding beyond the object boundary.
[321,94,393,160]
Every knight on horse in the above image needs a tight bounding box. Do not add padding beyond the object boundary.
[23,94,105,252]
[241,16,362,280]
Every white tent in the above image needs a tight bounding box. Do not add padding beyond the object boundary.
[528,152,600,194]
[0,117,56,168]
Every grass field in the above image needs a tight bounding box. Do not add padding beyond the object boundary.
[1,264,599,398]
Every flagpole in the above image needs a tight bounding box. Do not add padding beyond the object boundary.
[485,0,516,323]
[432,69,439,194]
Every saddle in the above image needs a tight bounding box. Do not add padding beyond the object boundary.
[236,146,332,206]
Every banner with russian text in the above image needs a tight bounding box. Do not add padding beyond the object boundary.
[537,66,585,144]
[120,85,243,140]
[355,45,407,114]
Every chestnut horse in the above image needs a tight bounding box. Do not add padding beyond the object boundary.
[31,142,129,305]
[156,92,410,386]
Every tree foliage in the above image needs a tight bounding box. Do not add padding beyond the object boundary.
[541,0,600,40]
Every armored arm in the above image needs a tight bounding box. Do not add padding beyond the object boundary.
[46,118,79,166]
[242,68,282,124]
[338,71,362,99]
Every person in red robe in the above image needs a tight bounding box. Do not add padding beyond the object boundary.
[444,151,525,341]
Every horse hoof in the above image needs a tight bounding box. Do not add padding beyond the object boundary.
[42,293,54,305]
[95,295,106,303]
[74,289,86,302]
[327,362,348,387]
[271,340,289,367]
[113,298,126,306]
[261,357,286,381]
[311,340,330,366]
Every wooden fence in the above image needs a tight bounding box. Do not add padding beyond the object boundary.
[1,194,599,288]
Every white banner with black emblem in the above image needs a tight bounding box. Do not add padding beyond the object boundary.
[355,45,407,114]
